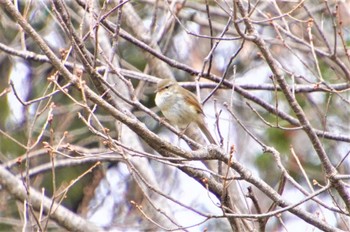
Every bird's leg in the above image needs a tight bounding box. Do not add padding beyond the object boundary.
[176,123,191,144]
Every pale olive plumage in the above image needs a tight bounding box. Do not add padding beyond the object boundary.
[155,79,216,144]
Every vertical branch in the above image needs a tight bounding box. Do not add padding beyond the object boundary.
[204,0,214,75]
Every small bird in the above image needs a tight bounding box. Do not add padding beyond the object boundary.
[155,79,216,144]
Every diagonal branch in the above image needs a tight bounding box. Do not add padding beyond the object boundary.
[0,165,103,232]
[234,0,350,212]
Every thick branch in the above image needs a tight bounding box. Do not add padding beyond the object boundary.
[0,166,103,232]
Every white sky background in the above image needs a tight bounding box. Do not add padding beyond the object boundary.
[7,60,30,125]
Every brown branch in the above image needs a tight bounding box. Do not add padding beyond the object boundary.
[0,165,103,232]
[1,0,347,231]
[234,0,350,212]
